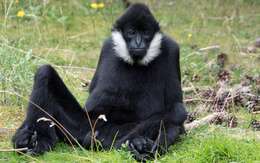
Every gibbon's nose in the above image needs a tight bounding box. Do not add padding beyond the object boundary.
[135,34,146,49]
[136,34,142,46]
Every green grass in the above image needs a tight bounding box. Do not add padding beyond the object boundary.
[0,0,260,162]
[1,126,260,162]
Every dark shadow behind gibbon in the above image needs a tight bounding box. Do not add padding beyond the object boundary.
[12,3,187,161]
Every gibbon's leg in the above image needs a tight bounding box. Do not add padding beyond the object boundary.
[12,65,90,154]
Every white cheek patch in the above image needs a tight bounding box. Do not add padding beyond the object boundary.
[112,31,162,65]
[112,31,134,64]
[139,32,162,65]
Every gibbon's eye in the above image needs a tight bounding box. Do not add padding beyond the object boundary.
[126,29,136,38]
[143,30,152,39]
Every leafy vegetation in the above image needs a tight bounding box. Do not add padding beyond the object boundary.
[0,0,259,162]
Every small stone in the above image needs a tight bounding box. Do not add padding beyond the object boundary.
[255,38,260,48]
[247,46,257,53]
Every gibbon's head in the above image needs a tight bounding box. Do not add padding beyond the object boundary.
[112,3,162,65]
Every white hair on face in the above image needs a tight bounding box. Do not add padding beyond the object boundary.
[112,31,162,65]
[139,32,162,65]
[112,31,133,64]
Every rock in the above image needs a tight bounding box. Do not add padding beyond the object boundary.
[255,38,260,48]
[247,46,257,53]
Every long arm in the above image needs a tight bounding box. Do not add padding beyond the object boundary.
[164,37,187,124]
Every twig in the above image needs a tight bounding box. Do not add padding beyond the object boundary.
[252,111,260,114]
[184,98,213,103]
[182,87,194,93]
[0,147,28,152]
[184,112,228,131]
[52,65,96,72]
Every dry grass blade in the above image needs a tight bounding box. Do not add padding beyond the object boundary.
[199,45,220,51]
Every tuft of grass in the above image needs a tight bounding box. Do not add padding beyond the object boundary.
[161,127,260,163]
[0,45,38,106]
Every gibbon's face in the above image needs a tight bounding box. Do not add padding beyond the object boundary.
[112,4,162,65]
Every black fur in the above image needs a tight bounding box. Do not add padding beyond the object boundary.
[12,3,187,161]
[113,3,159,32]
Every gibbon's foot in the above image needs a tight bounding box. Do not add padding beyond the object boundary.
[12,124,57,155]
[128,136,157,161]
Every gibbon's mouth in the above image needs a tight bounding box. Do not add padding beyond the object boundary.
[129,49,147,60]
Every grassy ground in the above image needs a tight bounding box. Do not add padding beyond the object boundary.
[0,0,260,162]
